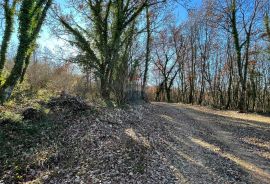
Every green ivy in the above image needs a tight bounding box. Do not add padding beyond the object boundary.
[0,0,17,81]
[0,0,53,103]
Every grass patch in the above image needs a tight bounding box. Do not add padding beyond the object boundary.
[0,110,23,124]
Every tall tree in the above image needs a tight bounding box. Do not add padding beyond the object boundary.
[154,30,179,102]
[0,0,17,81]
[58,0,156,100]
[235,0,260,112]
[0,0,53,103]
[141,5,151,101]
[217,0,262,112]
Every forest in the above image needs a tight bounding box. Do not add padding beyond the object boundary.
[0,0,269,111]
[0,0,270,183]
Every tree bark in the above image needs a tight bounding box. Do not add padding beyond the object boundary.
[141,6,151,101]
[0,1,16,77]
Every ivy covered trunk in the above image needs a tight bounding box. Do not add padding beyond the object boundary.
[0,1,17,78]
[100,76,110,100]
[142,6,151,100]
[59,1,148,102]
[165,87,171,103]
[0,46,28,103]
[0,0,52,104]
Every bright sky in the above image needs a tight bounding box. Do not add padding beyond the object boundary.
[36,0,202,52]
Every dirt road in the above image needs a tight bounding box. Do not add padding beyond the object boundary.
[146,102,270,184]
[2,101,270,183]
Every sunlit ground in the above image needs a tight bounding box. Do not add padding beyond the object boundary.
[190,137,270,183]
[153,102,270,183]
[170,103,270,124]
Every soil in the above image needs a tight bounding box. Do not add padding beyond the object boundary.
[1,101,269,184]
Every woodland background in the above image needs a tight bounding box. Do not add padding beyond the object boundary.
[0,0,269,112]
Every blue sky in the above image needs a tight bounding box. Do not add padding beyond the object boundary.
[37,0,202,51]
[1,0,202,57]
[173,0,202,21]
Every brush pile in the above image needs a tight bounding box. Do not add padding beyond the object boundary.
[47,94,90,113]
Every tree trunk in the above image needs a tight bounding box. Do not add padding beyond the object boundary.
[100,77,110,100]
[0,46,28,103]
[0,1,16,77]
[226,68,233,109]
[141,6,151,100]
[166,87,171,102]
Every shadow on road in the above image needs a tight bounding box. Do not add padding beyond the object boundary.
[142,103,270,183]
